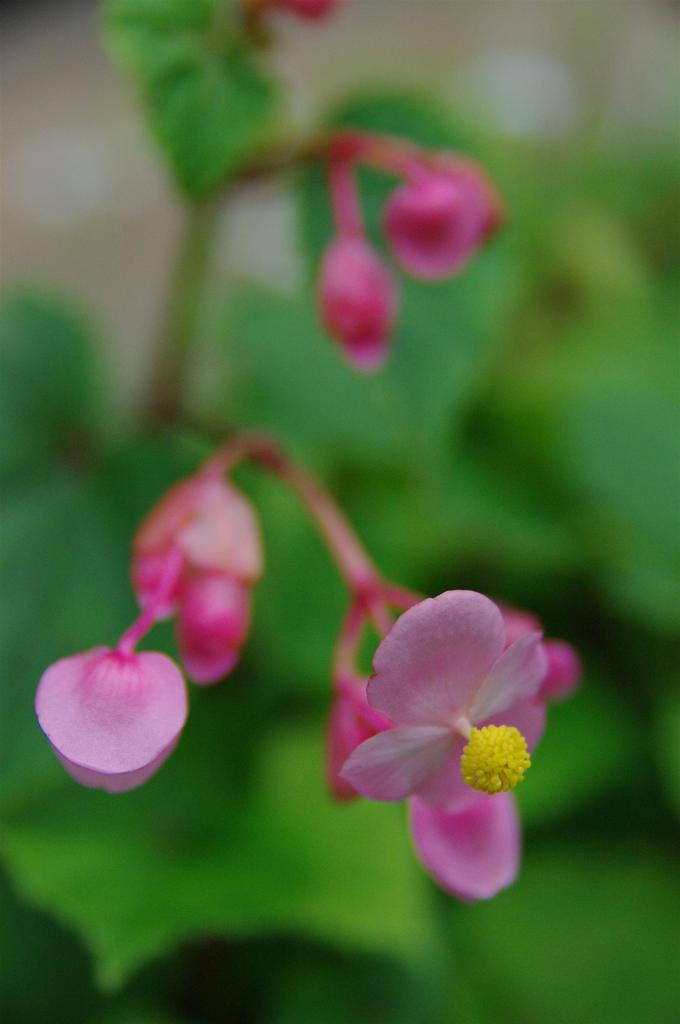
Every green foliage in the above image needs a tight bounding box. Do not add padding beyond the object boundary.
[0,293,102,482]
[103,0,277,196]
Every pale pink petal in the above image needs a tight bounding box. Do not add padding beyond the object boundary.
[413,734,482,814]
[368,591,505,725]
[340,725,454,802]
[179,481,263,581]
[482,697,547,752]
[54,738,179,793]
[468,632,547,723]
[409,792,520,900]
[35,648,188,781]
[500,605,542,646]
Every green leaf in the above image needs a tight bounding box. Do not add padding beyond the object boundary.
[104,0,277,196]
[454,846,679,1024]
[0,292,103,482]
[0,721,428,991]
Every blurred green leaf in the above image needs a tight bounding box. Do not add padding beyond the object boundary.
[0,721,428,991]
[0,292,102,482]
[454,845,679,1024]
[517,680,640,827]
[104,0,277,196]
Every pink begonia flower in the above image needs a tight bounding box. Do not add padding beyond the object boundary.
[501,605,581,702]
[318,236,398,372]
[383,165,500,280]
[132,474,262,616]
[276,0,339,18]
[340,590,547,813]
[177,572,251,685]
[35,647,188,793]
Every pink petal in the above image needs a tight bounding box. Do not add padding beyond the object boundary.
[413,734,482,814]
[35,648,188,786]
[409,792,520,900]
[327,688,381,801]
[468,632,547,723]
[54,738,180,793]
[179,480,263,581]
[340,725,454,802]
[482,697,547,752]
[177,573,250,685]
[368,591,505,725]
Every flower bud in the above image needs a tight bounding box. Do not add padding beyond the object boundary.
[327,677,393,801]
[132,475,263,616]
[383,167,498,280]
[318,236,398,372]
[541,640,582,701]
[177,572,251,685]
[276,0,339,19]
[35,647,188,792]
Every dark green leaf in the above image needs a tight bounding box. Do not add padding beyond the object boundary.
[104,0,277,196]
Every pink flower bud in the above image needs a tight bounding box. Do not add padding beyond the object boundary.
[541,640,582,701]
[318,237,398,372]
[132,475,263,615]
[177,573,251,685]
[383,167,499,280]
[276,0,339,18]
[35,647,188,792]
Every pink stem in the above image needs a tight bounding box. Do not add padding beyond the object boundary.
[205,433,381,597]
[328,155,364,238]
[116,545,184,655]
[332,599,367,681]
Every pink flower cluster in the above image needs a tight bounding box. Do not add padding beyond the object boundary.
[35,469,263,792]
[34,438,581,903]
[319,133,503,371]
[328,590,580,900]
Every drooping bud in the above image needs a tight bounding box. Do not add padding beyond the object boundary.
[35,647,188,792]
[541,640,582,701]
[132,474,263,616]
[177,572,251,685]
[318,236,398,372]
[275,0,339,18]
[383,165,500,280]
[327,677,393,801]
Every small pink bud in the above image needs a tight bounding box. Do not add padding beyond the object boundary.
[327,677,393,801]
[132,475,263,614]
[318,237,398,371]
[35,647,188,792]
[383,168,498,280]
[276,0,339,18]
[541,640,582,701]
[177,573,251,685]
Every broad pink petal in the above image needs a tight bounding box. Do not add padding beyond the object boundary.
[368,591,505,725]
[468,632,547,723]
[54,738,179,793]
[35,648,188,783]
[409,792,520,900]
[340,725,454,802]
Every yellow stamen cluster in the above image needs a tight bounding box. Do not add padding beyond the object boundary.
[460,725,531,794]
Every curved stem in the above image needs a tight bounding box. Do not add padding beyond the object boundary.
[204,432,382,597]
[117,546,184,655]
[328,155,364,237]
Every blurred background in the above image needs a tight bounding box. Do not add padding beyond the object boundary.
[1,2,679,1023]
